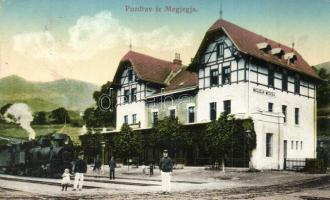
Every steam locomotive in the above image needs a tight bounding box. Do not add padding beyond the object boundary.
[0,133,74,178]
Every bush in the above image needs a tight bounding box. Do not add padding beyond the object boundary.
[304,158,327,174]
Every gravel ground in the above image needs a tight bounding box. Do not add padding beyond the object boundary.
[0,166,329,200]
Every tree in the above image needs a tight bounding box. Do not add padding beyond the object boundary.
[313,67,330,136]
[0,103,12,122]
[113,124,143,166]
[93,81,116,127]
[50,107,71,124]
[315,67,330,107]
[0,103,12,115]
[206,114,235,165]
[32,111,47,125]
[205,114,256,169]
[83,107,97,127]
[151,117,191,158]
[83,81,117,128]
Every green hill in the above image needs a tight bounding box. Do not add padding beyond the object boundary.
[0,75,99,112]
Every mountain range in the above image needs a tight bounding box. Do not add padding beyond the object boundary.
[0,75,99,112]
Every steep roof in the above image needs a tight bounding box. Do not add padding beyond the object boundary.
[118,51,181,85]
[164,68,198,92]
[114,51,198,91]
[196,19,319,79]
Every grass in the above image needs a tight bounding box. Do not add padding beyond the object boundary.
[0,122,82,145]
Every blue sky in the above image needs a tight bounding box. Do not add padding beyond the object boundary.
[0,0,329,84]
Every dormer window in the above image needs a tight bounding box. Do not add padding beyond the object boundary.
[271,48,284,58]
[284,52,297,64]
[257,42,271,53]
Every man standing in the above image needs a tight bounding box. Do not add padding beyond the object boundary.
[73,154,87,191]
[93,156,102,178]
[108,156,116,180]
[159,149,173,194]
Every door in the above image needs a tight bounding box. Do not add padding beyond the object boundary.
[283,140,287,169]
[283,140,287,159]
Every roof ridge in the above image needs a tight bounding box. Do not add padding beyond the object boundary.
[209,19,293,51]
[125,50,174,65]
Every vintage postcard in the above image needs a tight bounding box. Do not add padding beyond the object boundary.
[0,0,329,199]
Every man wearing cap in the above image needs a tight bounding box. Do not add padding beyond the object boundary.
[159,149,173,194]
[73,153,87,191]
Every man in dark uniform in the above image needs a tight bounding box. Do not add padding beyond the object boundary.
[73,154,87,191]
[159,149,173,194]
[108,156,116,180]
[93,156,102,178]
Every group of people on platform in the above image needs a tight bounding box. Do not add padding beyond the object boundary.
[61,150,173,194]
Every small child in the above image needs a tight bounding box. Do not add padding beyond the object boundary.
[61,168,71,191]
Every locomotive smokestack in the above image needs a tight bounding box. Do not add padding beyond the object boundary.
[4,103,36,140]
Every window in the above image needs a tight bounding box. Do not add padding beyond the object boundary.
[217,43,224,58]
[222,66,231,84]
[282,71,288,91]
[169,109,176,119]
[128,69,133,81]
[268,103,273,112]
[300,141,303,150]
[223,100,231,115]
[124,90,130,103]
[268,68,274,87]
[266,133,273,157]
[294,75,300,94]
[124,115,128,124]
[295,108,299,125]
[132,114,137,124]
[188,106,195,123]
[131,88,137,102]
[291,140,294,149]
[210,69,219,86]
[210,102,217,121]
[152,112,158,124]
[282,105,287,123]
[296,141,298,150]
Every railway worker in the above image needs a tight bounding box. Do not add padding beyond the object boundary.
[93,156,102,178]
[73,154,87,191]
[149,161,154,176]
[108,156,116,180]
[159,149,173,194]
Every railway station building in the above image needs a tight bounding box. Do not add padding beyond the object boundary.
[111,19,320,170]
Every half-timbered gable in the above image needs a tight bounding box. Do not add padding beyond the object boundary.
[197,34,245,89]
[113,51,198,130]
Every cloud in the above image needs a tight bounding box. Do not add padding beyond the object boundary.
[12,10,194,62]
[13,31,59,60]
[68,11,129,52]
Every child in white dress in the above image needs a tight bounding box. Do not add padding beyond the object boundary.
[61,168,71,191]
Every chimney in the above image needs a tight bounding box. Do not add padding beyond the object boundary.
[173,53,182,66]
